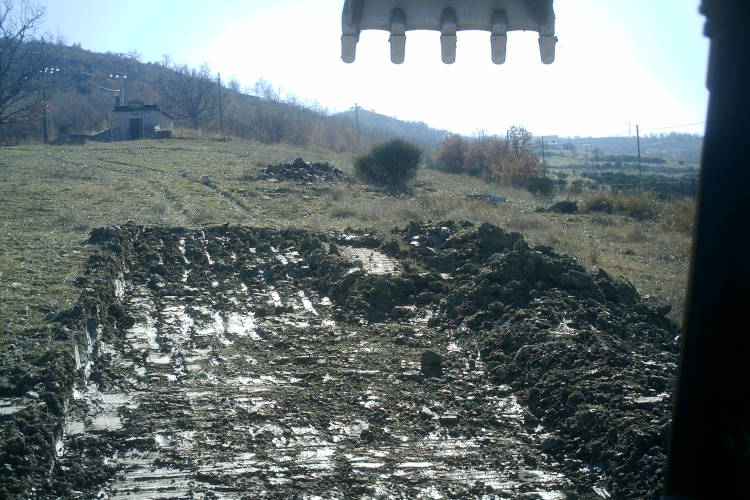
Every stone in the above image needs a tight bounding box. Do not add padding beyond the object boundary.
[439,414,458,426]
[421,350,443,377]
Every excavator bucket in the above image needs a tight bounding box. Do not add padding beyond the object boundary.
[341,0,557,64]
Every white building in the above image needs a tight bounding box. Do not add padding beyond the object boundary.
[112,103,173,140]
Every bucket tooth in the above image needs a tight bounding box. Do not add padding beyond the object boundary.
[440,8,457,64]
[389,8,406,64]
[539,34,557,64]
[341,34,358,63]
[340,0,556,65]
[491,11,508,64]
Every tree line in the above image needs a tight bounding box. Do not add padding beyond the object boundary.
[0,1,403,151]
[0,1,425,152]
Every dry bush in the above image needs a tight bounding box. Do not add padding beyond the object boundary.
[626,225,648,243]
[616,192,658,219]
[583,191,657,219]
[583,193,614,213]
[436,134,466,174]
[435,127,541,185]
[331,206,356,219]
[660,198,696,234]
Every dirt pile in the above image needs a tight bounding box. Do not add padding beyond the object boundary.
[4,221,679,498]
[331,221,679,498]
[259,157,350,184]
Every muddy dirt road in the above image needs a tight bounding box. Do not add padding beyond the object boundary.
[2,221,679,498]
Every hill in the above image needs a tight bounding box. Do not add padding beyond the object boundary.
[334,108,448,149]
[0,42,450,153]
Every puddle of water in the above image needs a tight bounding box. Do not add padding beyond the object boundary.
[594,485,612,498]
[114,278,127,300]
[298,291,318,315]
[178,238,190,264]
[65,420,85,435]
[226,312,260,340]
[339,247,401,275]
[0,399,25,416]
[552,319,576,336]
[55,439,65,457]
[74,343,82,370]
[397,461,433,469]
[147,354,172,365]
[632,393,669,404]
[269,289,283,307]
[91,413,123,431]
[154,434,172,447]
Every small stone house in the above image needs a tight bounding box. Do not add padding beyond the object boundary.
[112,103,173,140]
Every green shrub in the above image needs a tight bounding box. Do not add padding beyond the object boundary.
[526,176,555,197]
[354,139,422,188]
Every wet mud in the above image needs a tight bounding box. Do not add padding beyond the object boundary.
[2,221,679,498]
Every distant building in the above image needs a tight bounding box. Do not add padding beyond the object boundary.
[112,103,173,140]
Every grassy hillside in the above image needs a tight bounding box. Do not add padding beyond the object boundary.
[0,138,693,350]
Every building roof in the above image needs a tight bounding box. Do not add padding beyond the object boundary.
[114,103,174,120]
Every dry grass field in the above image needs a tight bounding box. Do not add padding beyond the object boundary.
[0,137,693,344]
[0,136,697,498]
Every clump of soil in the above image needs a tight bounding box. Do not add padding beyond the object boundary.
[369,221,678,498]
[316,220,678,497]
[259,157,350,183]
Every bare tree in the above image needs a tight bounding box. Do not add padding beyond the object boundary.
[158,61,217,130]
[0,0,45,126]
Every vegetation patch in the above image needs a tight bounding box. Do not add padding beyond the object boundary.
[354,139,422,190]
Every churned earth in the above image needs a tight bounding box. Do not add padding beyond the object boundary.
[2,221,679,498]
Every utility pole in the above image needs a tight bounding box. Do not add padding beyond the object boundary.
[636,124,642,190]
[217,72,224,140]
[41,37,48,144]
[354,103,361,153]
[541,137,546,177]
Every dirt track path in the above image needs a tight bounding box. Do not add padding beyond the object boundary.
[57,230,581,498]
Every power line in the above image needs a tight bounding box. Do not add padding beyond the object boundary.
[638,121,706,133]
[78,74,119,92]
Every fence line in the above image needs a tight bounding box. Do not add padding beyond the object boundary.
[565,178,697,200]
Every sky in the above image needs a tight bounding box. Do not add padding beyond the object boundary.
[39,0,709,138]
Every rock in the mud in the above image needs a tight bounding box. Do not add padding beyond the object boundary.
[541,435,564,452]
[439,414,459,427]
[421,350,443,377]
[294,355,316,366]
[148,273,165,289]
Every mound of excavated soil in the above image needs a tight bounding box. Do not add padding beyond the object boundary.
[3,221,679,498]
[259,157,350,184]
